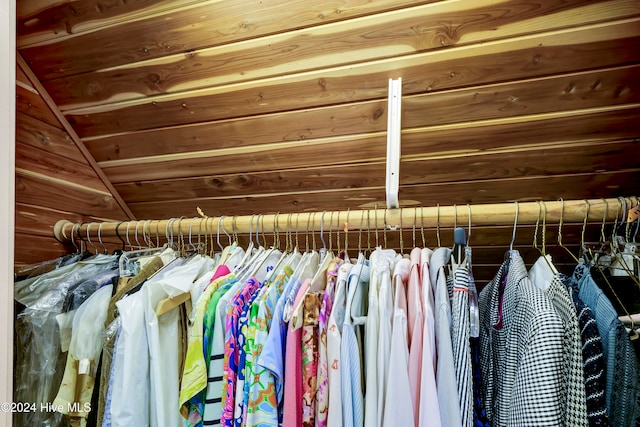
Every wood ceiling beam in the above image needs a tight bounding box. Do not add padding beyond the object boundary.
[16,51,136,220]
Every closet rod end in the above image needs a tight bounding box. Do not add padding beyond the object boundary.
[54,220,74,242]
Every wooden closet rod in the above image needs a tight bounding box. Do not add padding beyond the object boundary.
[53,197,637,243]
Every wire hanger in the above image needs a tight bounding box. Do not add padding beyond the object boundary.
[399,207,404,255]
[421,206,426,248]
[412,207,417,249]
[344,208,350,255]
[436,203,441,248]
[509,201,519,253]
[557,198,580,264]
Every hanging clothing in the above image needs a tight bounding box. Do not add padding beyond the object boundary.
[110,289,149,426]
[407,248,424,425]
[479,251,564,427]
[341,260,369,427]
[418,247,441,427]
[430,247,463,427]
[282,278,310,427]
[14,254,118,427]
[221,277,261,427]
[383,258,414,427]
[53,284,113,426]
[97,255,163,427]
[316,257,343,427]
[256,274,305,425]
[301,291,322,427]
[179,266,234,426]
[560,273,609,426]
[326,262,353,426]
[245,265,293,426]
[571,263,640,426]
[451,266,474,427]
[364,248,396,427]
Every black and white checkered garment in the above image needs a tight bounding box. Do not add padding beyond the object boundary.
[451,266,474,427]
[545,275,589,426]
[479,251,564,427]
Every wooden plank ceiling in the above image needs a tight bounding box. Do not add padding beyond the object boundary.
[15,0,640,273]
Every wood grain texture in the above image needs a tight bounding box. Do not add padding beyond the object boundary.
[16,112,86,163]
[63,19,640,137]
[15,171,129,219]
[84,65,640,162]
[14,232,73,265]
[127,170,640,218]
[16,84,61,128]
[17,0,206,46]
[19,0,441,79]
[113,139,640,203]
[15,203,120,237]
[16,143,111,192]
[16,64,32,87]
[41,0,639,108]
[17,52,137,220]
[99,106,640,183]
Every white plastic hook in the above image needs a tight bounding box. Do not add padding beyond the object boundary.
[386,77,402,209]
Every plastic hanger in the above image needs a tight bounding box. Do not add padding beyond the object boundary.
[97,223,108,254]
[450,204,467,274]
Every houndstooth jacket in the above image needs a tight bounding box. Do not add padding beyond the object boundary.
[479,250,565,427]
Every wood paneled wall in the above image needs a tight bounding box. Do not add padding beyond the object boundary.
[15,0,640,277]
[14,61,130,268]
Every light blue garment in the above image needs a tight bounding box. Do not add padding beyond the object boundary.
[340,261,369,427]
[573,263,640,426]
[103,325,121,427]
[430,247,463,427]
[257,275,303,420]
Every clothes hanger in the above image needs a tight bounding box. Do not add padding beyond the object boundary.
[420,206,426,248]
[608,197,639,278]
[316,211,334,284]
[504,201,519,262]
[344,208,350,258]
[590,209,640,339]
[233,214,258,275]
[97,223,108,254]
[610,197,640,281]
[369,209,375,256]
[556,198,580,265]
[266,213,292,282]
[532,201,557,272]
[436,203,442,248]
[114,221,126,253]
[399,207,405,255]
[374,204,380,249]
[450,204,467,273]
[69,223,80,254]
[380,208,389,255]
[412,207,417,249]
[465,203,480,337]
